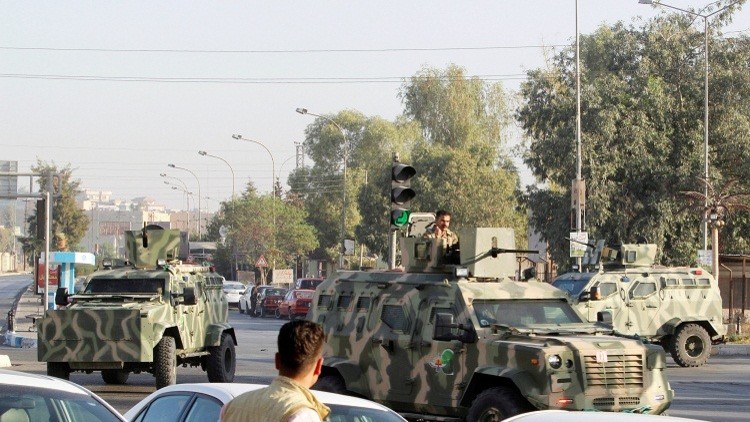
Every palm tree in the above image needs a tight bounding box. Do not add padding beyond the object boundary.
[681,178,750,276]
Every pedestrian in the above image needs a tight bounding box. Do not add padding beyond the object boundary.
[423,210,459,246]
[220,320,330,422]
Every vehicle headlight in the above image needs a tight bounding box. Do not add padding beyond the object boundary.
[548,354,563,369]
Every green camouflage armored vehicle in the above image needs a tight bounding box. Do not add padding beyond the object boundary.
[308,228,673,421]
[37,226,237,389]
[552,241,726,367]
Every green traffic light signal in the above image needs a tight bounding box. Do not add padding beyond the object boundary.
[390,161,416,229]
[391,210,411,227]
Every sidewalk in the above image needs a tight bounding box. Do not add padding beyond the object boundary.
[3,282,44,349]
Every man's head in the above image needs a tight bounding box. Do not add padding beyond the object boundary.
[435,210,452,231]
[275,320,326,384]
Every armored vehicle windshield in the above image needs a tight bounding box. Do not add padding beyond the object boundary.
[85,277,165,294]
[473,299,583,327]
[551,272,595,296]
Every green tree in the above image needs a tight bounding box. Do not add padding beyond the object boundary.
[518,9,750,269]
[400,65,526,246]
[23,161,89,259]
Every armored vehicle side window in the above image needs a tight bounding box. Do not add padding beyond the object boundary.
[356,296,371,312]
[318,294,332,308]
[337,295,352,309]
[381,304,409,332]
[597,282,618,297]
[682,278,696,286]
[697,278,711,286]
[630,281,657,299]
[663,278,678,287]
[86,278,165,294]
[429,307,454,324]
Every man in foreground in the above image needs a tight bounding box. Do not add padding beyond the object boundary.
[220,320,330,422]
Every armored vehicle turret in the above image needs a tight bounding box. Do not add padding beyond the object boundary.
[553,241,726,367]
[308,228,673,421]
[38,226,237,389]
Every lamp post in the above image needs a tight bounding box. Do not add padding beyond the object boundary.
[296,107,348,269]
[160,173,188,192]
[169,185,193,234]
[198,150,235,200]
[168,164,202,240]
[232,134,276,270]
[639,0,741,250]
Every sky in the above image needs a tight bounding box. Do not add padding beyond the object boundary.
[2,1,748,212]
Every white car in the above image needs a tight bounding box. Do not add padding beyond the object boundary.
[503,410,707,422]
[124,383,406,422]
[222,281,246,308]
[0,368,126,422]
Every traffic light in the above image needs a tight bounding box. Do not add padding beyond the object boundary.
[390,162,416,229]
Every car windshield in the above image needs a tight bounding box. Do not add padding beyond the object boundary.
[296,279,323,289]
[85,278,164,294]
[223,283,244,291]
[327,404,404,422]
[552,273,596,295]
[0,385,122,422]
[267,289,286,296]
[295,290,314,299]
[473,299,583,328]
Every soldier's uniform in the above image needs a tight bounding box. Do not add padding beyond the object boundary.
[423,226,459,247]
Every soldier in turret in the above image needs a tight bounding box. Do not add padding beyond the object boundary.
[423,209,459,246]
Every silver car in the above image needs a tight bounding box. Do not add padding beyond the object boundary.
[221,281,245,308]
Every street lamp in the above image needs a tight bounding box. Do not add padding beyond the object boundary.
[639,0,741,250]
[198,150,236,200]
[232,134,276,270]
[168,163,202,240]
[296,107,348,269]
[160,173,188,192]
[169,185,193,234]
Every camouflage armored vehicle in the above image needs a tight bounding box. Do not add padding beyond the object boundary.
[552,241,726,367]
[37,226,237,389]
[308,228,673,421]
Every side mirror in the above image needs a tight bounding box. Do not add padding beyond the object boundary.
[183,287,197,306]
[55,287,69,307]
[597,311,613,327]
[433,312,477,343]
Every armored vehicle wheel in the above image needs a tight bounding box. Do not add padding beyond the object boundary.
[467,386,532,422]
[312,374,347,394]
[47,362,70,380]
[207,332,236,382]
[101,369,129,385]
[670,323,711,367]
[154,336,177,389]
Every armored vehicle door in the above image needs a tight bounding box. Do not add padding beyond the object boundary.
[582,277,629,329]
[410,298,466,407]
[624,276,662,336]
[174,276,199,350]
[368,296,415,400]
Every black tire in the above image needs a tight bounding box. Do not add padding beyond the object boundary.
[101,369,129,385]
[207,332,236,382]
[670,323,711,367]
[313,374,347,394]
[467,386,533,422]
[154,336,177,389]
[47,362,70,380]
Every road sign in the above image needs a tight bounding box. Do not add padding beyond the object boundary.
[255,255,268,268]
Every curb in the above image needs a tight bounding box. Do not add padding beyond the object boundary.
[3,331,37,349]
[714,343,750,356]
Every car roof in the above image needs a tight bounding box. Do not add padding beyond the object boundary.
[124,383,401,420]
[0,368,92,396]
[504,410,707,422]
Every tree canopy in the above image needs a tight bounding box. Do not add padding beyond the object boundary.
[518,6,750,269]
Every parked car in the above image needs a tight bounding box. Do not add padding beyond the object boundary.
[222,281,245,309]
[254,287,287,318]
[0,368,126,422]
[295,277,324,290]
[123,382,406,422]
[277,289,315,320]
[238,286,255,314]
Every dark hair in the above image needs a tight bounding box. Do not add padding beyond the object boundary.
[277,320,326,375]
[436,210,452,219]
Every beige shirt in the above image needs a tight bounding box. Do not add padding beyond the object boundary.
[220,376,331,422]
